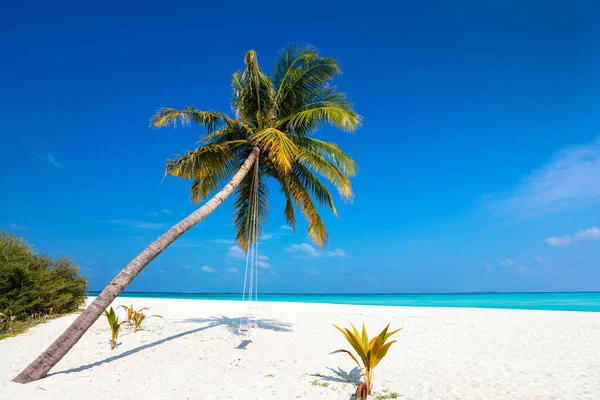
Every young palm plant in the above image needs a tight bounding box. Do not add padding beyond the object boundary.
[118,304,148,325]
[14,44,360,383]
[331,323,401,396]
[131,309,163,333]
[103,307,124,350]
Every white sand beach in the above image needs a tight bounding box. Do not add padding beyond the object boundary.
[2,297,600,400]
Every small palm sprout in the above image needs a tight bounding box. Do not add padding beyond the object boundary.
[331,323,401,396]
[103,307,124,350]
[118,304,149,325]
[131,309,162,333]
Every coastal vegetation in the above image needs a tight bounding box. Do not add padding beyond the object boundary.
[103,307,123,350]
[14,44,360,382]
[331,323,401,397]
[118,304,138,325]
[0,231,87,339]
[118,304,161,332]
[131,308,162,333]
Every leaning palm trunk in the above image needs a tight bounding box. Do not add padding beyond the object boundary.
[13,148,259,384]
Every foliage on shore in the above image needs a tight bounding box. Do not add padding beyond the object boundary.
[0,231,88,337]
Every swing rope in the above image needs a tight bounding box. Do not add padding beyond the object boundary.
[239,156,260,332]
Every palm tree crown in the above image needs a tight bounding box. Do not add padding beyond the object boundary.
[151,44,361,250]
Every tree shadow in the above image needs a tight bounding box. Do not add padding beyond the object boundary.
[49,315,293,377]
[174,315,294,336]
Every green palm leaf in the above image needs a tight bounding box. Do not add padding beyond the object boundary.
[151,107,249,133]
[331,323,401,394]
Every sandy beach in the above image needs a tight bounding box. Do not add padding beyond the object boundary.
[1,297,599,399]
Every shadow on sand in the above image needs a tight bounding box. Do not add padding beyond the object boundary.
[49,315,293,377]
[313,366,363,399]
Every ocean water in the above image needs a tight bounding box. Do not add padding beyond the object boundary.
[89,291,600,312]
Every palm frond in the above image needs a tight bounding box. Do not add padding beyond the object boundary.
[281,185,297,233]
[250,128,298,172]
[232,51,275,128]
[278,86,361,134]
[292,164,337,215]
[201,125,250,145]
[150,107,248,133]
[272,44,318,93]
[166,143,242,203]
[275,52,341,119]
[291,136,358,177]
[295,146,354,201]
[284,172,328,247]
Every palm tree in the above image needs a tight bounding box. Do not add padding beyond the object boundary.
[13,44,360,383]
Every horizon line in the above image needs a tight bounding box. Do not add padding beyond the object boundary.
[88,290,600,295]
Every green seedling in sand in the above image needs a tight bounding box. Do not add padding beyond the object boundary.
[331,323,401,398]
[131,309,162,333]
[103,307,124,349]
[118,304,149,325]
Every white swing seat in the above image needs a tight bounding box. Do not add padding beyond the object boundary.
[238,322,258,334]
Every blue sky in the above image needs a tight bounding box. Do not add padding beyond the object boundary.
[1,1,598,293]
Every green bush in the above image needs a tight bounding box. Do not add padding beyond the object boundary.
[0,231,88,323]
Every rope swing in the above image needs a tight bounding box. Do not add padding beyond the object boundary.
[239,157,260,334]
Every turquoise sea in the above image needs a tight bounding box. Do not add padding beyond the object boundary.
[89,291,600,312]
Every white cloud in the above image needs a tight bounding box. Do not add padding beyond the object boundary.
[544,235,572,247]
[108,219,170,230]
[498,259,515,267]
[286,243,348,259]
[280,225,293,231]
[286,243,321,258]
[261,233,275,240]
[468,261,493,273]
[226,245,246,259]
[34,152,62,168]
[259,255,269,260]
[182,264,192,269]
[201,265,215,273]
[96,252,103,256]
[498,258,528,274]
[157,269,167,274]
[257,261,271,269]
[574,226,600,241]
[327,248,347,257]
[483,139,600,220]
[535,256,547,264]
[47,154,62,168]
[227,267,239,273]
[148,212,158,217]
[544,226,600,247]
[162,209,172,215]
[213,239,236,244]
[8,223,27,231]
